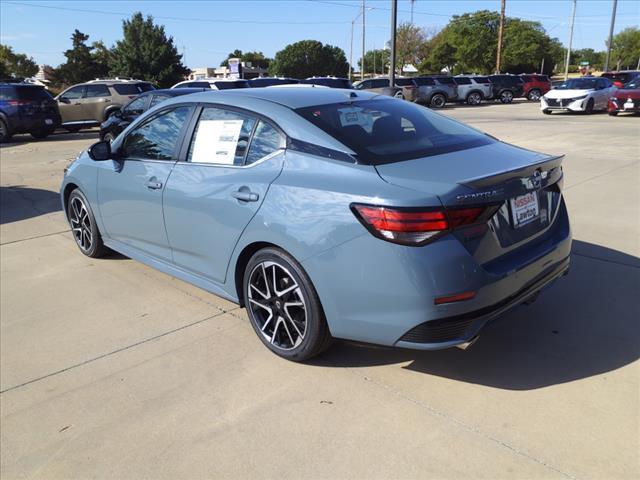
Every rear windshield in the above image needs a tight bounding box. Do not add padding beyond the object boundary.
[249,78,298,87]
[473,76,490,83]
[113,83,155,95]
[15,86,53,100]
[435,77,455,84]
[302,78,353,88]
[214,80,249,90]
[295,98,493,165]
[454,77,472,85]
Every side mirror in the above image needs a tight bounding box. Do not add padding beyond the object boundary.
[59,97,70,104]
[88,140,112,161]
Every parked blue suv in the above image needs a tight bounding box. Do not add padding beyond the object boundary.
[0,83,61,142]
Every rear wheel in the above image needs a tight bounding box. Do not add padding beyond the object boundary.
[0,118,11,143]
[67,189,107,258]
[244,247,332,362]
[499,90,514,103]
[30,127,55,139]
[527,89,542,101]
[542,109,552,115]
[608,110,618,116]
[429,93,446,108]
[585,98,595,114]
[466,92,482,105]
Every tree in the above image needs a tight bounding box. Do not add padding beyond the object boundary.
[110,13,189,87]
[394,23,433,73]
[359,49,390,75]
[0,44,39,79]
[269,40,348,78]
[91,40,113,78]
[608,27,640,70]
[571,48,606,69]
[53,30,98,85]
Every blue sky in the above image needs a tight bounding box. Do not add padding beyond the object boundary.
[1,0,639,68]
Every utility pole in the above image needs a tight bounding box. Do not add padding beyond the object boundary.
[410,0,415,24]
[564,0,577,80]
[349,19,355,82]
[495,0,506,73]
[389,0,397,87]
[603,0,617,72]
[361,0,366,81]
[540,57,545,74]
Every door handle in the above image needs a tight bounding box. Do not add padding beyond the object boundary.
[145,179,163,190]
[232,189,259,202]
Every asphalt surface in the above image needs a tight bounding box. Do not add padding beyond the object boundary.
[1,101,639,479]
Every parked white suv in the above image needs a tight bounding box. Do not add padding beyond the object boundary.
[172,78,249,90]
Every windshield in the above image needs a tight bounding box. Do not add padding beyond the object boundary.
[214,81,249,90]
[622,79,640,89]
[556,78,598,90]
[295,98,493,165]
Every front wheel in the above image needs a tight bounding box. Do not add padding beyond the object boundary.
[429,93,446,108]
[608,110,618,116]
[542,109,552,115]
[466,92,482,105]
[0,118,12,143]
[584,98,595,114]
[67,189,107,258]
[30,127,55,139]
[244,247,332,361]
[500,90,514,103]
[527,89,542,101]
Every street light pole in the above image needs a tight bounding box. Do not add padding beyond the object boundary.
[564,0,577,81]
[361,0,366,81]
[495,0,506,73]
[389,0,397,87]
[604,0,617,72]
[349,19,354,82]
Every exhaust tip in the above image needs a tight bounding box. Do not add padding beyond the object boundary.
[456,335,480,350]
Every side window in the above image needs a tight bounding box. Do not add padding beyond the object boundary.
[123,96,147,115]
[85,84,110,97]
[245,121,284,165]
[122,106,191,160]
[188,107,257,165]
[372,79,388,88]
[0,87,15,100]
[60,86,84,100]
[149,95,170,108]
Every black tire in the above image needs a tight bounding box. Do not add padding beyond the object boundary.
[466,92,482,105]
[105,108,120,119]
[67,189,107,258]
[585,98,595,114]
[527,89,542,101]
[608,110,618,116]
[0,118,11,143]
[542,109,552,115]
[243,247,332,362]
[499,90,514,103]
[30,127,55,139]
[429,93,446,108]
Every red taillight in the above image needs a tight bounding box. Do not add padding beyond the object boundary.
[352,204,495,246]
[8,100,33,106]
[434,290,476,305]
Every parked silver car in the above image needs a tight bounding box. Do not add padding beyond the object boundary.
[454,76,494,105]
[411,77,457,108]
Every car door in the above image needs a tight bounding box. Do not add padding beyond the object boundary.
[596,78,614,109]
[83,84,112,121]
[57,85,86,123]
[163,105,286,283]
[96,105,193,261]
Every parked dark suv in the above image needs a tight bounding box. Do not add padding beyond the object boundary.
[488,74,525,103]
[0,83,61,143]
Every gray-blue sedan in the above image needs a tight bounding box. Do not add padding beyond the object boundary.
[60,88,571,361]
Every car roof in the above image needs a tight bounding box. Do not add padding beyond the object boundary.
[175,87,378,109]
[149,88,205,95]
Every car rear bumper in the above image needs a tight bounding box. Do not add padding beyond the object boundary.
[302,197,571,350]
[9,113,61,133]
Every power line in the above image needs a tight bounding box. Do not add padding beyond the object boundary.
[2,1,352,25]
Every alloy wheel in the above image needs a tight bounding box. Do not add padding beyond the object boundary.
[467,92,482,105]
[431,94,446,108]
[501,91,513,103]
[247,261,307,351]
[528,89,541,101]
[69,196,93,252]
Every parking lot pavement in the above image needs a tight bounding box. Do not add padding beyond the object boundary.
[1,105,638,479]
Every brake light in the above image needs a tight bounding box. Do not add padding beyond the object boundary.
[7,100,33,106]
[351,204,495,246]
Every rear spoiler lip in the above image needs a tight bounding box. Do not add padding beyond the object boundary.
[460,154,564,189]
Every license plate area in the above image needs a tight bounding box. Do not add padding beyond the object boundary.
[624,100,634,110]
[510,192,539,228]
[44,119,53,125]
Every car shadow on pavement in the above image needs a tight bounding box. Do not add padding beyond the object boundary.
[0,130,99,148]
[311,240,640,390]
[0,186,62,224]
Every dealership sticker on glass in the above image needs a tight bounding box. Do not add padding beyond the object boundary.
[190,119,244,164]
[510,192,540,228]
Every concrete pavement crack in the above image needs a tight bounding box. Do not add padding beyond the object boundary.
[0,229,70,246]
[355,372,577,479]
[0,308,241,395]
